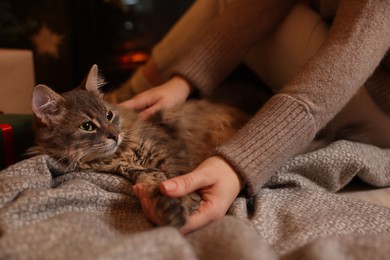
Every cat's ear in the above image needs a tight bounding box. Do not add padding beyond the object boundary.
[84,64,105,97]
[32,84,64,123]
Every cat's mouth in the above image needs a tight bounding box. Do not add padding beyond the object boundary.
[82,136,123,162]
[101,137,122,157]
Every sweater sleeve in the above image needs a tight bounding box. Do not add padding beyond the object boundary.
[216,0,390,195]
[172,0,295,96]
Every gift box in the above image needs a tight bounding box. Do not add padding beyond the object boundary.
[0,49,35,114]
[0,113,34,169]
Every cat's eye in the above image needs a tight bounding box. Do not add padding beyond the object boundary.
[79,121,96,131]
[106,111,113,121]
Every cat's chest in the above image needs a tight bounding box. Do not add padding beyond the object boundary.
[89,126,189,178]
[115,139,170,169]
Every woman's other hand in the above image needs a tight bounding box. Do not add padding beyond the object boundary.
[120,76,193,120]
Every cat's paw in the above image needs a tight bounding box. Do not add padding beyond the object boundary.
[182,192,201,214]
[155,195,187,228]
[155,192,201,228]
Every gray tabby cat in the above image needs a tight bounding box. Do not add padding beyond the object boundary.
[28,65,249,228]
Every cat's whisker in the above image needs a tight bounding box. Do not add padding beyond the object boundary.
[55,142,107,168]
[56,149,85,171]
[54,150,79,172]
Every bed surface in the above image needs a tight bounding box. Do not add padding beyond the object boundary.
[1,140,389,259]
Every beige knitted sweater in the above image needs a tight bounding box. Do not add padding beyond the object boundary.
[173,0,390,195]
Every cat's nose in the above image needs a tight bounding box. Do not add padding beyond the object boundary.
[107,133,119,142]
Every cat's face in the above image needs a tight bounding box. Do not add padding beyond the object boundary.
[31,65,123,163]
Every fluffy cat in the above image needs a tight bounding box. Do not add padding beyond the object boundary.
[28,65,249,227]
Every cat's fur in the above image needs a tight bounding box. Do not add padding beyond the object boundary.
[28,65,249,227]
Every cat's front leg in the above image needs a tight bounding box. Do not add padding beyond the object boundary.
[134,170,200,228]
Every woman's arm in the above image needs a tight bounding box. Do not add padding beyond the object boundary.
[122,0,296,118]
[135,0,390,233]
[217,0,390,195]
[172,0,296,96]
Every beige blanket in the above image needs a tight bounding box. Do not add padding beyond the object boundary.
[1,140,389,259]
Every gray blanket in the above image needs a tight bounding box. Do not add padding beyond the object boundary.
[1,140,390,259]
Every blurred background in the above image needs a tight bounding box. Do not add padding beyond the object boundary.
[0,0,193,93]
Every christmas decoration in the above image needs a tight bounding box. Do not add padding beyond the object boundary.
[31,24,64,59]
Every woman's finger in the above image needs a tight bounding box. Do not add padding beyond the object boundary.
[139,103,162,120]
[160,169,211,197]
[119,96,144,110]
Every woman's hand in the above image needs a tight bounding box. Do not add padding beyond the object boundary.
[119,76,193,120]
[133,156,244,234]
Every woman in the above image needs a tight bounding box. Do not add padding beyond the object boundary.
[115,0,390,234]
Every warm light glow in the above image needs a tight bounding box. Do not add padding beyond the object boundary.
[119,51,149,64]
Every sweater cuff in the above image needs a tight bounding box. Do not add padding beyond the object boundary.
[215,94,316,195]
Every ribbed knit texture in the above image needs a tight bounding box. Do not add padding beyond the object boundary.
[173,0,295,96]
[216,94,316,194]
[282,0,390,129]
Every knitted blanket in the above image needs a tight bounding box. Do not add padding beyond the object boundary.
[1,140,389,259]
